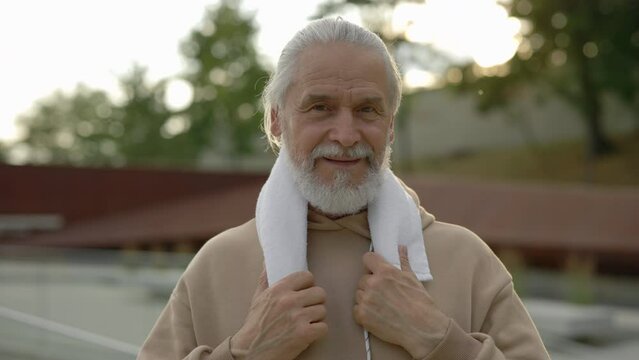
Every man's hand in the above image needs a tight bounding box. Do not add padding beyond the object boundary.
[230,270,328,360]
[353,246,450,359]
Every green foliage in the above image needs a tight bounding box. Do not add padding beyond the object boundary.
[15,85,121,166]
[14,66,172,167]
[10,0,268,168]
[114,66,175,167]
[180,0,269,157]
[452,0,639,157]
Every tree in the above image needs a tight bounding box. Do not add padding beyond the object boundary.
[179,0,269,158]
[453,0,639,158]
[13,66,172,167]
[15,84,122,166]
[113,65,175,167]
[10,0,268,168]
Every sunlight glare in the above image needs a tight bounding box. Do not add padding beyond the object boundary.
[393,0,522,68]
[404,69,440,89]
[0,118,19,142]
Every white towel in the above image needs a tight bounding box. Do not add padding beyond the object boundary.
[256,151,433,286]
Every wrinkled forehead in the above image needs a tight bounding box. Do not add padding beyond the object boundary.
[287,42,391,105]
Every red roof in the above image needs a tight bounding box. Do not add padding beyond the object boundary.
[23,179,264,247]
[16,171,639,261]
[404,176,639,255]
[0,163,266,224]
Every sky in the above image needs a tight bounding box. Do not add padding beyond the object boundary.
[0,0,521,143]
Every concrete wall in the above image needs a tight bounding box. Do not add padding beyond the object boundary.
[394,88,638,160]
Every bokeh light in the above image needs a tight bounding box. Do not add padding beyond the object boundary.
[393,0,522,68]
[164,79,194,112]
[160,115,191,139]
[404,69,440,89]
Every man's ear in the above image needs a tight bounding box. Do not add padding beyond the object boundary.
[270,108,282,137]
[388,116,395,144]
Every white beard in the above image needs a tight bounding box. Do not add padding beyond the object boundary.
[282,140,391,217]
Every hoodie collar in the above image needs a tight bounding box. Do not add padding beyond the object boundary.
[307,181,435,238]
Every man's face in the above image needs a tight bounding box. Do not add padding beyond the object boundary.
[274,42,395,187]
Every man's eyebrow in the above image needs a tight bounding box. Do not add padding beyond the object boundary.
[298,94,387,109]
[299,94,335,105]
[360,96,385,105]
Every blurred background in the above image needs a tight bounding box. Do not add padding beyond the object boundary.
[1,0,638,359]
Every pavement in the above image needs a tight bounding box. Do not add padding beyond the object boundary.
[1,254,639,360]
[525,299,639,360]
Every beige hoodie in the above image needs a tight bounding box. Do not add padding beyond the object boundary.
[138,190,549,360]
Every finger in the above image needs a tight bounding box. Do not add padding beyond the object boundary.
[399,245,412,272]
[357,274,373,291]
[273,270,314,292]
[297,286,326,306]
[353,304,364,325]
[362,251,390,274]
[253,267,268,299]
[302,304,326,323]
[308,321,328,339]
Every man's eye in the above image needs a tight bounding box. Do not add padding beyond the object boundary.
[359,106,379,114]
[311,104,329,111]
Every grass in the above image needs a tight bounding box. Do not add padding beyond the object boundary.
[398,131,639,187]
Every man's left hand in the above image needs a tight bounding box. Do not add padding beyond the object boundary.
[353,245,450,359]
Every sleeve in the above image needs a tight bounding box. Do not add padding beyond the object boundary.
[137,284,235,360]
[421,281,550,360]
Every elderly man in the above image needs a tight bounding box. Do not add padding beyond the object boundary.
[138,18,549,360]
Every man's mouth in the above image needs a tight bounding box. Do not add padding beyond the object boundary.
[321,156,363,166]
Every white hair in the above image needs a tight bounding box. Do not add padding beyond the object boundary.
[262,18,402,150]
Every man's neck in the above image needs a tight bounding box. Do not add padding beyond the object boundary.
[308,204,366,220]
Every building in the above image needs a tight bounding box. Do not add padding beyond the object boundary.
[2,163,638,275]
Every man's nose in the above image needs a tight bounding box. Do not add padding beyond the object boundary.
[328,109,361,147]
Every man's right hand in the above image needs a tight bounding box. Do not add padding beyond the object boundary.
[230,270,328,360]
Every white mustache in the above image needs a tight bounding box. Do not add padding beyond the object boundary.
[309,143,375,162]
